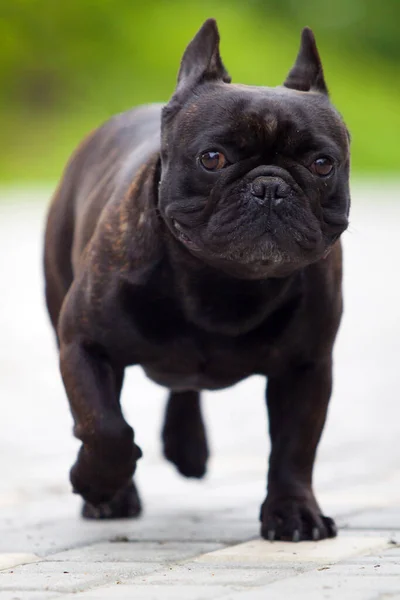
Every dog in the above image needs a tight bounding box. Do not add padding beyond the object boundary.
[44,19,350,541]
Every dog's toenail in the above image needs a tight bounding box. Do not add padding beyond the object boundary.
[268,529,276,542]
[292,529,300,543]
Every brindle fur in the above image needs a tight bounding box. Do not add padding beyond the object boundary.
[44,21,349,540]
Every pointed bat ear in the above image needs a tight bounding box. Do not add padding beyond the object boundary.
[176,18,231,93]
[283,27,328,95]
[163,19,231,120]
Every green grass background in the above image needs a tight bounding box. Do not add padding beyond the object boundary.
[1,0,399,183]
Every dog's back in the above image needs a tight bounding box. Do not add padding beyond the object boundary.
[44,104,162,333]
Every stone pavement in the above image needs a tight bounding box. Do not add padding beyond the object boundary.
[0,181,399,599]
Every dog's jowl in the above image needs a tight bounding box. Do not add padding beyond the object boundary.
[44,19,350,540]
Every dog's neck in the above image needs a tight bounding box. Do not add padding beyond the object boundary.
[161,223,302,336]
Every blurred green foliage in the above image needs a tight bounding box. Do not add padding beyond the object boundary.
[0,0,399,182]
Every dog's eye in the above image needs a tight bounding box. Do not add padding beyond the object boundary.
[310,157,334,177]
[199,151,227,171]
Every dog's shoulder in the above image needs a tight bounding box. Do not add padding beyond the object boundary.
[59,148,164,345]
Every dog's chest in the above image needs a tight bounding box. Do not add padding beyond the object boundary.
[118,277,298,391]
[141,330,268,391]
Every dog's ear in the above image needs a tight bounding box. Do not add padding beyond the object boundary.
[176,18,231,92]
[284,28,328,95]
[163,19,230,120]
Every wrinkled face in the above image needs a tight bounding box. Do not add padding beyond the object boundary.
[158,23,350,279]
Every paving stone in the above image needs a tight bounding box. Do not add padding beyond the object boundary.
[342,507,400,530]
[0,494,79,533]
[0,561,158,594]
[0,593,61,600]
[50,541,225,564]
[194,536,391,566]
[378,545,400,557]
[0,553,41,571]
[121,517,257,544]
[217,544,400,600]
[122,562,287,587]
[343,544,400,565]
[1,190,400,599]
[219,573,400,600]
[59,584,239,599]
[0,518,148,556]
[323,561,400,577]
[320,471,400,518]
[0,513,257,556]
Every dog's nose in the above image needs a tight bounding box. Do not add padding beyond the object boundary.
[251,177,290,206]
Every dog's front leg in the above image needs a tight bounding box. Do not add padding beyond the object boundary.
[261,358,337,541]
[59,341,142,509]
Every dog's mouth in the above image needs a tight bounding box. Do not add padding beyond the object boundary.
[171,219,200,251]
[169,215,339,280]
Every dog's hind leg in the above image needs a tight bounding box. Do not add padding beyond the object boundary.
[162,390,209,479]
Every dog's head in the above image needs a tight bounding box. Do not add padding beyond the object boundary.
[159,19,350,278]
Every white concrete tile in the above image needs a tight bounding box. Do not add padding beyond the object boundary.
[0,553,41,571]
[220,574,400,600]
[0,518,149,556]
[378,544,400,556]
[0,561,157,594]
[342,507,400,530]
[60,583,238,599]
[0,593,61,600]
[50,541,225,564]
[320,471,400,518]
[124,562,285,586]
[325,561,400,576]
[194,536,391,565]
[1,188,400,599]
[217,543,400,600]
[0,511,256,556]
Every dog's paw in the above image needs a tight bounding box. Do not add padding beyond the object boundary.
[82,481,142,520]
[260,496,337,542]
[70,443,142,506]
[163,424,208,479]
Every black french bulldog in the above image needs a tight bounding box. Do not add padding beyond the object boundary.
[44,19,350,541]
